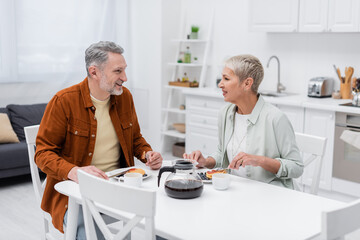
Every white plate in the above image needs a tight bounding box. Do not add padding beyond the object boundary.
[115,168,151,181]
[197,172,212,184]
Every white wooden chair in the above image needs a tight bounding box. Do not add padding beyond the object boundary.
[309,198,360,240]
[295,132,327,195]
[77,170,157,240]
[24,125,63,240]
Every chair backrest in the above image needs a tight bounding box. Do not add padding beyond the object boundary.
[25,125,62,240]
[321,198,360,240]
[78,170,157,240]
[295,132,327,195]
[24,125,43,205]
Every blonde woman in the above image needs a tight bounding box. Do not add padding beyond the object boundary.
[184,54,303,189]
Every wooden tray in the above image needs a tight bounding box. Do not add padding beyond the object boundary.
[168,81,199,88]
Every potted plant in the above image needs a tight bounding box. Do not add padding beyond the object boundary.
[190,25,199,39]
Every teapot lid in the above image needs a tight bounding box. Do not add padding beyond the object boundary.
[174,160,194,170]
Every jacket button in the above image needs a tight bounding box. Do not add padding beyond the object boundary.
[65,205,68,208]
[74,131,78,135]
[91,106,95,110]
[94,116,96,120]
[88,152,92,156]
[91,134,95,138]
[130,123,132,126]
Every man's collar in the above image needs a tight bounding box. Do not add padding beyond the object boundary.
[80,77,117,108]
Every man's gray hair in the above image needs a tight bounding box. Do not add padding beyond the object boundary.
[224,54,264,93]
[85,41,124,76]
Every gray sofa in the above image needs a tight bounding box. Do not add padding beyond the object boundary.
[0,103,46,179]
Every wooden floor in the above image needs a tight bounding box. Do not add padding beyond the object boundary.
[0,174,62,240]
[0,174,144,240]
[1,174,360,240]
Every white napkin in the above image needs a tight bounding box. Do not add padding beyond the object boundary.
[340,130,360,150]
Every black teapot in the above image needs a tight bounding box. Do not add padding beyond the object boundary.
[158,160,203,199]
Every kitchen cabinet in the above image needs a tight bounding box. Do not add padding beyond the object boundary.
[298,0,328,32]
[249,0,299,32]
[276,105,304,133]
[328,0,360,32]
[303,108,335,191]
[185,95,226,156]
[249,0,360,32]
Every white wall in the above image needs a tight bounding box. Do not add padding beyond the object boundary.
[163,0,360,94]
[128,0,163,151]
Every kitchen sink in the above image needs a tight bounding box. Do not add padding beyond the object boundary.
[260,91,294,97]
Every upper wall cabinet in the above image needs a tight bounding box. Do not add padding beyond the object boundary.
[328,0,360,32]
[298,0,328,32]
[249,0,299,32]
[249,0,360,32]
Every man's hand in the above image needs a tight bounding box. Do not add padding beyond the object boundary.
[67,165,109,183]
[145,151,163,170]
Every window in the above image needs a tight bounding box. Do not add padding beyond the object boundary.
[0,0,128,83]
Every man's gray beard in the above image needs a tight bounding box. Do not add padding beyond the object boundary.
[110,88,123,96]
[100,76,123,96]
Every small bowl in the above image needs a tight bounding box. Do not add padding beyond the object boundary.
[173,123,185,133]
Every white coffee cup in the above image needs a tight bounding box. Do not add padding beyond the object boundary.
[123,172,142,187]
[212,173,230,190]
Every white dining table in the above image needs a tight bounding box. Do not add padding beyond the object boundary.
[55,160,345,240]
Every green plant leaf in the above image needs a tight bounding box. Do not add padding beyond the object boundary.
[191,25,199,33]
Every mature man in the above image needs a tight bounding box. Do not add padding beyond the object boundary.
[35,41,163,238]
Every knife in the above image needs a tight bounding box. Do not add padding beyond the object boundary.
[108,168,135,178]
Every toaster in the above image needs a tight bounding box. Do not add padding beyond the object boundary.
[308,77,334,98]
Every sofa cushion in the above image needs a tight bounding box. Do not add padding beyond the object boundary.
[0,113,20,143]
[0,142,29,170]
[0,107,8,115]
[7,103,47,141]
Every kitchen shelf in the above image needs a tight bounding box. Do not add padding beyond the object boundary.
[171,39,208,43]
[162,152,179,161]
[168,63,204,67]
[161,130,185,139]
[160,10,213,154]
[164,85,200,90]
[161,108,186,114]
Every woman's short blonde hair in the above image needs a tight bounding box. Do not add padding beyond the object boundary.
[224,54,264,93]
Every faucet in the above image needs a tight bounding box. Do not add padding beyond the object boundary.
[266,55,286,93]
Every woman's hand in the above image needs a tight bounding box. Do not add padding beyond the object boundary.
[229,152,263,169]
[183,150,216,168]
[229,152,280,174]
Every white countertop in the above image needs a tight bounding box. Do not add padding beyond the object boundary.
[183,88,360,115]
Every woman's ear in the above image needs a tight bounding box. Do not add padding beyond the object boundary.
[244,77,254,90]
